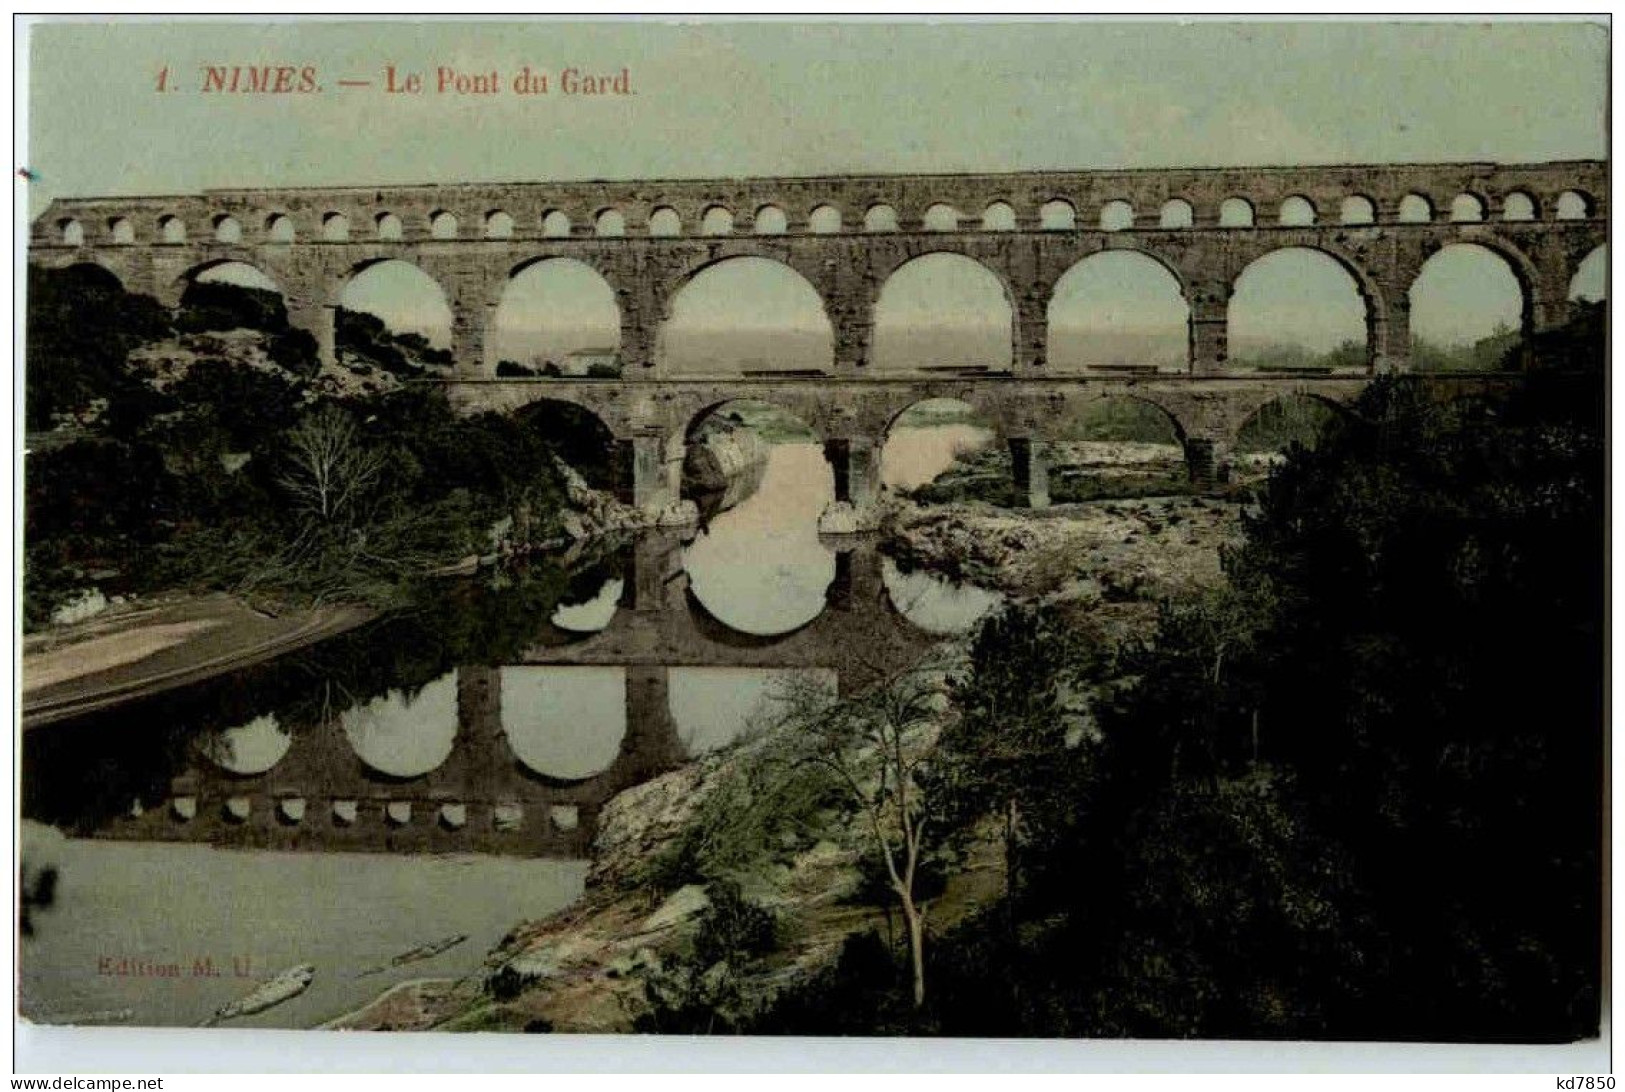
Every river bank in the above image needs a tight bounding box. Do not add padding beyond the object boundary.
[326,488,1246,1033]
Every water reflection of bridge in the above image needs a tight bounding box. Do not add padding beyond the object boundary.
[94,537,941,858]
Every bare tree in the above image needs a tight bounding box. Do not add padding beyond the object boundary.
[778,662,945,1008]
[277,404,386,523]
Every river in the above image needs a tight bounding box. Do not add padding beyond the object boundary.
[19,428,1003,1030]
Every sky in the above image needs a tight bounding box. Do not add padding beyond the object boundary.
[27,17,1609,353]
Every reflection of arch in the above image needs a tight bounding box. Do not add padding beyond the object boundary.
[501,666,627,784]
[197,714,292,776]
[682,583,827,648]
[1046,250,1190,373]
[340,673,458,779]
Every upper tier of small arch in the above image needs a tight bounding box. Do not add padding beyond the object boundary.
[31,160,1606,247]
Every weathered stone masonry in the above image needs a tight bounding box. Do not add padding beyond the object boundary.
[29,160,1607,512]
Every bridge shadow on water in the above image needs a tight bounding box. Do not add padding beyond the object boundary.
[22,530,991,862]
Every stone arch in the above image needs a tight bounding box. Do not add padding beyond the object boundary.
[660,254,834,374]
[1398,193,1434,223]
[981,201,1016,231]
[485,210,514,239]
[1233,391,1352,455]
[1056,391,1191,492]
[753,204,788,234]
[158,215,187,244]
[375,212,403,241]
[542,210,572,237]
[700,205,735,236]
[511,396,622,493]
[923,203,961,231]
[595,208,627,237]
[1569,244,1606,303]
[1408,241,1531,369]
[808,205,842,234]
[1218,197,1254,227]
[336,257,456,351]
[429,210,459,239]
[649,206,682,236]
[1278,195,1317,226]
[1228,246,1373,371]
[872,251,1015,372]
[1555,190,1594,220]
[1039,199,1076,230]
[489,256,622,375]
[879,397,997,492]
[864,204,899,232]
[57,218,84,246]
[1159,199,1194,228]
[1501,191,1537,221]
[1046,249,1190,373]
[322,212,350,241]
[213,215,243,244]
[1099,200,1135,232]
[177,258,285,299]
[264,213,295,243]
[1340,195,1376,225]
[1450,193,1486,222]
[108,217,135,245]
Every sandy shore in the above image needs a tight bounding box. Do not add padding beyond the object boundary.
[21,593,375,728]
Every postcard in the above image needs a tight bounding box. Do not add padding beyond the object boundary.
[16,15,1609,1073]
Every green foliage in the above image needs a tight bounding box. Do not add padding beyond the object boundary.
[26,265,173,431]
[175,280,288,334]
[633,880,779,1034]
